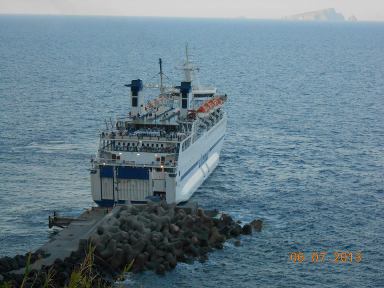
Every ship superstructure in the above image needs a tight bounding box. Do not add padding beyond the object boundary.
[90,50,227,206]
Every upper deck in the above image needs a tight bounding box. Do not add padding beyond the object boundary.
[94,52,227,167]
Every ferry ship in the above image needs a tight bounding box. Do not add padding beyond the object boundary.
[90,50,227,206]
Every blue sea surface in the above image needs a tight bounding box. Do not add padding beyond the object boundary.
[0,16,383,287]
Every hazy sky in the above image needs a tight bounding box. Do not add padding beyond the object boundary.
[0,0,383,21]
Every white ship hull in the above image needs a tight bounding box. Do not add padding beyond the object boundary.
[175,115,226,203]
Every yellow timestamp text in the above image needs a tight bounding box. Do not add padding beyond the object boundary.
[288,251,362,264]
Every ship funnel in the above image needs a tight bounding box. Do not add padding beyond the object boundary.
[179,81,191,118]
[125,79,143,116]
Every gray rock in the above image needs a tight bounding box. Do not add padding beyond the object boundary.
[123,244,133,257]
[199,254,208,263]
[145,244,156,255]
[131,239,146,256]
[108,226,119,234]
[120,230,129,240]
[119,205,128,211]
[162,261,171,271]
[187,244,199,256]
[214,242,224,249]
[137,215,151,226]
[191,235,199,245]
[249,219,263,232]
[134,253,148,272]
[196,228,210,242]
[151,232,163,243]
[175,209,186,219]
[145,259,159,271]
[220,214,233,225]
[131,220,145,232]
[130,206,140,215]
[129,235,138,245]
[169,224,180,234]
[116,242,123,249]
[155,264,166,275]
[156,206,166,215]
[161,226,171,239]
[167,207,175,219]
[173,248,184,258]
[160,201,170,211]
[155,250,167,258]
[15,255,25,268]
[99,233,110,246]
[99,239,116,259]
[209,227,225,244]
[97,225,105,235]
[230,224,242,237]
[95,243,105,255]
[108,217,120,227]
[113,231,125,243]
[242,224,252,235]
[165,253,177,267]
[111,248,125,269]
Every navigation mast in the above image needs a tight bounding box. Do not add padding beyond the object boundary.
[183,44,195,82]
[159,58,164,94]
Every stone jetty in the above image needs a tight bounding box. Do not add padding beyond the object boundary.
[0,202,262,287]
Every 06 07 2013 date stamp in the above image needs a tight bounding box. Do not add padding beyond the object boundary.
[288,251,363,264]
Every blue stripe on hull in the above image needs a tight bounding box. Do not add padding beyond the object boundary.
[95,199,125,207]
[180,135,224,181]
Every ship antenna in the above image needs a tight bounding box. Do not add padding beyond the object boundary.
[159,58,164,94]
[185,43,189,63]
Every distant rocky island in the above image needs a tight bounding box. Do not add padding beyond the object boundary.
[284,8,357,22]
[348,15,358,22]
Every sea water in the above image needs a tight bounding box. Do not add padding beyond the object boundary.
[0,16,383,287]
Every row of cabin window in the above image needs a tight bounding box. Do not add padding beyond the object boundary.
[116,142,164,148]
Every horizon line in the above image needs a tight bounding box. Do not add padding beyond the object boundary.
[0,12,383,23]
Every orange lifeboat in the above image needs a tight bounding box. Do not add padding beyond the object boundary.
[197,97,224,113]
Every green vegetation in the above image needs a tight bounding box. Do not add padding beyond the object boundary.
[0,245,134,288]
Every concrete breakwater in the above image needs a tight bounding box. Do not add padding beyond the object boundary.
[0,202,262,287]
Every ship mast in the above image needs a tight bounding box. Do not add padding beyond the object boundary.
[183,44,195,82]
[159,58,164,94]
[185,45,189,64]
